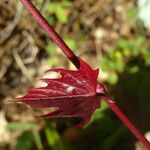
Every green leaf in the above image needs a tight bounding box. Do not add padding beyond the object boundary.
[61,1,73,7]
[46,1,72,24]
[47,16,55,25]
[56,6,68,23]
[108,72,118,85]
[101,125,127,150]
[127,7,138,19]
[122,48,131,57]
[128,66,139,74]
[114,51,125,73]
[91,100,108,121]
[143,49,150,65]
[47,3,57,12]
[7,122,36,131]
[32,130,44,150]
[118,39,131,50]
[48,57,59,67]
[45,126,64,150]
[100,57,115,71]
[45,42,57,57]
[64,37,77,50]
[15,131,33,150]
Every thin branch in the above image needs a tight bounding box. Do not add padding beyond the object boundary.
[102,96,150,149]
[20,0,80,69]
[19,0,150,149]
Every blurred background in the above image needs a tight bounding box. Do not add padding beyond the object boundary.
[0,0,150,149]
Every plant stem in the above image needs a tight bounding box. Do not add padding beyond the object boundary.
[20,0,150,149]
[102,96,150,149]
[20,0,80,69]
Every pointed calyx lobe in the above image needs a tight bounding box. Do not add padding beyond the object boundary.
[16,58,105,127]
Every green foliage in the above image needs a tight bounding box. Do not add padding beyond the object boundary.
[12,2,150,150]
[43,1,78,66]
[142,49,150,65]
[45,40,58,67]
[7,122,43,150]
[91,100,108,121]
[100,125,127,150]
[45,123,64,150]
[118,37,145,57]
[15,131,33,150]
[64,37,77,51]
[100,37,150,85]
[100,50,124,85]
[32,129,44,150]
[46,1,73,24]
[45,36,77,66]
[7,121,36,131]
[127,6,138,20]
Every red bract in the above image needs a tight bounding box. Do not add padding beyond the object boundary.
[17,58,105,127]
[17,0,150,148]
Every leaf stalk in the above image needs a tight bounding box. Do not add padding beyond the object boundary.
[102,96,150,149]
[20,0,150,149]
[20,0,80,69]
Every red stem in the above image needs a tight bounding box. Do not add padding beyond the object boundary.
[102,96,150,149]
[20,0,80,69]
[20,0,150,149]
